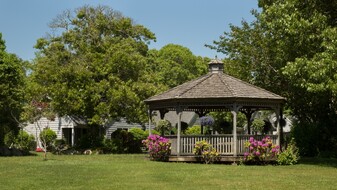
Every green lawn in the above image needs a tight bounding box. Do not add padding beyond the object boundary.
[0,153,336,190]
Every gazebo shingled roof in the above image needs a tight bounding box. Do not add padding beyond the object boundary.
[145,59,285,111]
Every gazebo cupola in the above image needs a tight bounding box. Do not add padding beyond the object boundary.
[208,58,224,73]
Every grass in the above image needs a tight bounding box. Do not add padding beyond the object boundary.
[0,153,336,190]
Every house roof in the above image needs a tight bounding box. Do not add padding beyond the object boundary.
[145,59,285,111]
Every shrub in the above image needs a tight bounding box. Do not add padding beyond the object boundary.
[4,131,16,147]
[110,129,135,153]
[52,139,69,155]
[174,121,189,134]
[128,128,148,153]
[108,129,148,154]
[39,128,57,151]
[142,134,171,161]
[16,131,36,151]
[4,131,35,151]
[128,128,148,142]
[193,140,219,164]
[252,119,265,134]
[77,134,104,150]
[145,129,160,135]
[291,122,319,157]
[277,138,300,165]
[243,136,279,164]
[155,119,172,136]
[185,125,201,135]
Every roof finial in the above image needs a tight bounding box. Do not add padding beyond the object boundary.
[208,57,224,73]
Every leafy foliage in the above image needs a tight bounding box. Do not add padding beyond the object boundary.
[30,5,159,126]
[209,0,337,156]
[193,140,219,164]
[252,118,265,134]
[0,33,26,145]
[155,119,172,136]
[277,138,300,165]
[209,112,246,134]
[39,128,57,151]
[142,134,171,161]
[101,128,149,154]
[184,125,201,135]
[4,130,35,151]
[128,128,148,142]
[147,44,208,89]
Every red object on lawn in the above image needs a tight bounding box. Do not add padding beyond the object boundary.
[36,147,44,152]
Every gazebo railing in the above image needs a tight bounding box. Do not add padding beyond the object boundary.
[165,135,278,156]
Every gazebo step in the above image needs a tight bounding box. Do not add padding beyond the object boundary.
[168,155,243,163]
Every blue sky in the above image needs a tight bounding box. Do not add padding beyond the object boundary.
[0,0,258,61]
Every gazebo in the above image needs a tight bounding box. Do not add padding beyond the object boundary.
[144,59,286,161]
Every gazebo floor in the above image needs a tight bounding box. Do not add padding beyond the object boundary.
[168,155,243,163]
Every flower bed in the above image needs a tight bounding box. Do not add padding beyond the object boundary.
[193,140,219,164]
[243,136,279,164]
[142,134,171,161]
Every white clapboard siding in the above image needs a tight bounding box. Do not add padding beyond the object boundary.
[24,117,74,140]
[105,118,142,139]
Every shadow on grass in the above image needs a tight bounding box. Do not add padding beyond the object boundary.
[299,157,337,168]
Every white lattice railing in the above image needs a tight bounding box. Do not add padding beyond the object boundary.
[165,135,278,156]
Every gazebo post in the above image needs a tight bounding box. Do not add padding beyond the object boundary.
[274,106,281,146]
[148,109,152,136]
[231,104,240,157]
[176,107,182,156]
[280,107,284,151]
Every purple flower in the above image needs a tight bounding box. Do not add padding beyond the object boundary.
[200,116,215,126]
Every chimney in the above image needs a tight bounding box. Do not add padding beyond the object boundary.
[208,57,224,73]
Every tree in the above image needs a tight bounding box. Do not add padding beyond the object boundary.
[147,44,208,88]
[0,33,26,145]
[21,99,56,160]
[30,5,160,127]
[39,128,57,158]
[209,0,337,156]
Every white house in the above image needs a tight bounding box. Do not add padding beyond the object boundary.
[23,116,87,148]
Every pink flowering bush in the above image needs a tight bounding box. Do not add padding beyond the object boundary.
[243,136,280,164]
[142,134,171,161]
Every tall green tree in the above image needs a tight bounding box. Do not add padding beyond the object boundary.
[209,0,337,156]
[0,33,26,144]
[147,44,208,88]
[29,5,160,126]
